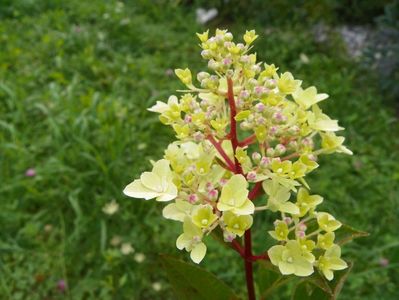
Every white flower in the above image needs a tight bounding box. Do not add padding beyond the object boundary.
[123,159,178,202]
[110,236,122,246]
[196,8,218,24]
[120,243,135,255]
[134,253,146,263]
[152,282,162,291]
[102,199,119,215]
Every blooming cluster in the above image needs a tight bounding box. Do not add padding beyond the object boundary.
[123,29,351,280]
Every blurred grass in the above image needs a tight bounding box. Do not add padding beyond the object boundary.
[0,0,398,299]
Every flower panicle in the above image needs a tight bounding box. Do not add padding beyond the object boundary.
[123,29,351,281]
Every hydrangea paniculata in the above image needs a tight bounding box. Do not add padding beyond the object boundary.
[123,29,352,281]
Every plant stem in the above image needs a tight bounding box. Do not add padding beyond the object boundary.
[248,181,263,200]
[227,77,255,300]
[207,134,236,171]
[238,134,257,147]
[244,230,256,300]
[227,77,243,175]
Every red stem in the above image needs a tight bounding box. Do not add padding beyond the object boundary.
[207,135,236,171]
[227,78,243,175]
[227,77,255,300]
[238,134,257,147]
[248,181,263,200]
[244,230,256,300]
[231,239,245,256]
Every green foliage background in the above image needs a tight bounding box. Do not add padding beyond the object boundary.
[0,0,398,299]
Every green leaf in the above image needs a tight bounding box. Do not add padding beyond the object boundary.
[234,110,251,121]
[160,255,239,300]
[257,260,295,300]
[291,262,354,300]
[328,261,354,298]
[335,224,369,246]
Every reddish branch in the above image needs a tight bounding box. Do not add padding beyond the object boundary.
[227,78,243,175]
[248,181,263,200]
[281,152,300,161]
[226,77,256,300]
[238,134,257,147]
[207,135,236,172]
[231,239,245,256]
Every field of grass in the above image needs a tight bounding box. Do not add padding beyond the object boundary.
[0,1,398,299]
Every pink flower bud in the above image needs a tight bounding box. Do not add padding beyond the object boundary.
[269,126,278,135]
[255,102,265,112]
[240,90,250,99]
[208,189,219,200]
[188,194,198,204]
[275,144,286,155]
[193,132,204,142]
[206,182,214,191]
[57,280,67,293]
[223,231,235,242]
[273,112,286,123]
[235,98,244,108]
[284,217,292,225]
[223,58,232,65]
[260,157,270,168]
[25,168,36,177]
[296,231,305,238]
[298,222,307,231]
[219,178,228,186]
[254,86,265,97]
[252,152,261,163]
[184,115,192,123]
[247,171,257,181]
[379,257,389,267]
[256,116,266,125]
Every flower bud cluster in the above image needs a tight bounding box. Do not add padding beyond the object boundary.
[124,29,352,280]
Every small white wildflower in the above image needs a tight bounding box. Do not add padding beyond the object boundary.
[299,53,310,64]
[152,282,162,291]
[102,199,119,215]
[137,143,147,150]
[110,235,122,246]
[134,253,146,263]
[196,8,218,24]
[121,243,135,255]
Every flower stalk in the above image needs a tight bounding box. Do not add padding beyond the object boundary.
[123,29,354,300]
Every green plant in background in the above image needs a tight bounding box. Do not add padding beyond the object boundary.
[1,1,398,299]
[363,0,399,102]
[123,29,365,299]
